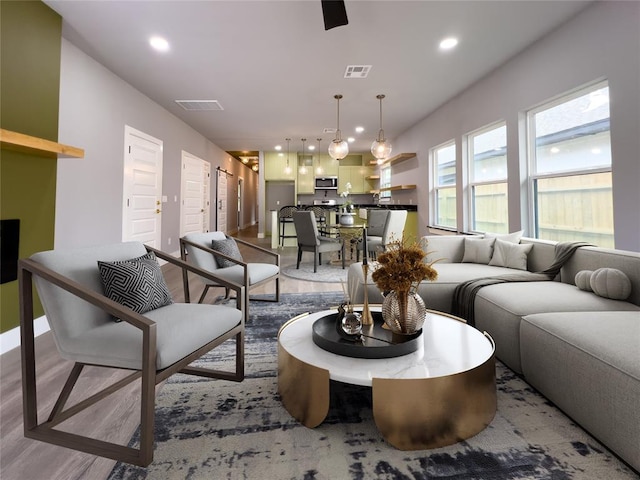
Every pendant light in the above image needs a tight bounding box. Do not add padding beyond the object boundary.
[371,94,392,161]
[299,138,307,174]
[316,138,323,175]
[328,94,349,160]
[284,138,292,175]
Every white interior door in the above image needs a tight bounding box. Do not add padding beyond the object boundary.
[203,162,211,232]
[122,126,163,247]
[180,151,205,237]
[217,169,228,233]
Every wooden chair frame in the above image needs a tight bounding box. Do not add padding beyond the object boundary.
[179,236,280,307]
[19,245,245,467]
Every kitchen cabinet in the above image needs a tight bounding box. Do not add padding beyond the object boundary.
[313,154,339,177]
[297,166,314,194]
[264,151,296,181]
[339,165,375,194]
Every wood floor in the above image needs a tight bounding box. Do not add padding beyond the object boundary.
[0,225,342,480]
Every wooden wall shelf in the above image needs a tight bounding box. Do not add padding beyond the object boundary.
[385,153,416,165]
[379,184,417,192]
[0,128,84,158]
[369,153,416,166]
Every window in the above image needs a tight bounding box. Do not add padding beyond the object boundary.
[528,83,613,247]
[432,141,456,229]
[379,165,391,199]
[468,123,508,233]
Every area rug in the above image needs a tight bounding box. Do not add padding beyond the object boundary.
[109,292,637,480]
[281,262,348,283]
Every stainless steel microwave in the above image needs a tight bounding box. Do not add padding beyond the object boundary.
[315,177,338,190]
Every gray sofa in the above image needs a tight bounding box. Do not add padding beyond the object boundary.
[347,235,640,471]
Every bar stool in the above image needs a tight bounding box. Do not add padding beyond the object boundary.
[278,205,299,247]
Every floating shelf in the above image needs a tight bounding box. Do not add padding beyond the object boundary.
[369,153,416,166]
[0,128,84,158]
[366,175,380,180]
[384,153,416,165]
[379,184,417,192]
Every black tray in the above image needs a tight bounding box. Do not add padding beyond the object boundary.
[312,311,422,359]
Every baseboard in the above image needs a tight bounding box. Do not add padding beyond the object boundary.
[0,315,50,355]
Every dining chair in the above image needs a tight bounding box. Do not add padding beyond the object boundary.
[357,210,408,261]
[292,210,345,272]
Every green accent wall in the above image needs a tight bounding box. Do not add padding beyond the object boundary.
[1,1,62,333]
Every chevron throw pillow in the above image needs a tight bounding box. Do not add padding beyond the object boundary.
[211,237,243,268]
[98,251,173,319]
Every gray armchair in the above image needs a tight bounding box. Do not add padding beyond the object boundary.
[293,210,345,272]
[180,232,280,310]
[19,241,245,466]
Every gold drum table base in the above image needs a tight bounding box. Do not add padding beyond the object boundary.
[277,311,497,450]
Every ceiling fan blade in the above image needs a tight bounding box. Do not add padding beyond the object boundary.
[322,0,348,31]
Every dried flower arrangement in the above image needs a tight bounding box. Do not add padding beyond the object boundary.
[371,236,438,293]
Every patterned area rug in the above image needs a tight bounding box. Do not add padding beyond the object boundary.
[109,292,637,480]
[281,262,348,283]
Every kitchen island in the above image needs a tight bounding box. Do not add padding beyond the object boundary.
[270,205,418,249]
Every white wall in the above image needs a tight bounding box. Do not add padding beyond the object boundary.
[390,1,640,252]
[56,39,258,251]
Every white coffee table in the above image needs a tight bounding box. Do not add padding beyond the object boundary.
[277,307,496,450]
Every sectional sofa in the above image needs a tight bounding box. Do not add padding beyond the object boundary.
[347,234,640,472]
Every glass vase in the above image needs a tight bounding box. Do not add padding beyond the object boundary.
[381,286,426,334]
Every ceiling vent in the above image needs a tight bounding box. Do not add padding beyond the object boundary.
[344,65,372,79]
[175,100,224,111]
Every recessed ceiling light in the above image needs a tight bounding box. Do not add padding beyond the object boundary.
[308,145,315,151]
[347,137,355,143]
[149,36,170,52]
[439,37,458,51]
[355,126,365,133]
[275,145,282,151]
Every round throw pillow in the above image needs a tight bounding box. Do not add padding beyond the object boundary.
[574,270,593,291]
[589,268,632,300]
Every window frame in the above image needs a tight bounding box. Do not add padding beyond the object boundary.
[466,121,508,234]
[526,80,613,245]
[379,164,391,199]
[431,139,457,230]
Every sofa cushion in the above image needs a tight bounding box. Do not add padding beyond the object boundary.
[589,267,632,300]
[574,270,593,291]
[520,312,640,472]
[474,281,640,373]
[484,230,523,244]
[347,261,520,312]
[67,303,242,370]
[462,237,495,264]
[559,245,640,307]
[488,239,533,270]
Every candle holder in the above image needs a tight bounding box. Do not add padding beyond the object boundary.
[361,263,374,326]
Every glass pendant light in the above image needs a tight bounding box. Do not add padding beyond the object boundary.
[299,138,307,174]
[371,94,392,160]
[284,138,292,175]
[316,138,323,175]
[328,94,349,160]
